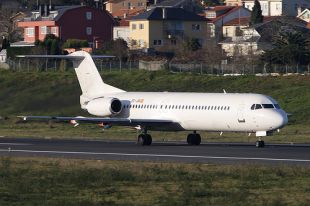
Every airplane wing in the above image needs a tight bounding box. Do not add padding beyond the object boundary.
[18,116,173,127]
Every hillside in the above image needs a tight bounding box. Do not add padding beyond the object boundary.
[0,71,309,124]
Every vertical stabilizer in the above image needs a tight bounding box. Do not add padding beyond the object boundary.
[69,51,125,105]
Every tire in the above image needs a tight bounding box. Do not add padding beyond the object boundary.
[138,134,145,145]
[260,141,265,148]
[187,134,193,145]
[194,134,201,145]
[145,134,152,145]
[256,140,265,148]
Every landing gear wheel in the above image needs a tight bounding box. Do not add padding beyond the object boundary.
[145,134,152,145]
[255,140,265,148]
[187,134,201,146]
[137,134,152,146]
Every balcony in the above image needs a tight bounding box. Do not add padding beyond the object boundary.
[164,29,184,39]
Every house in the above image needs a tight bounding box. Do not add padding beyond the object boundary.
[219,16,310,57]
[297,8,310,22]
[205,6,251,42]
[105,0,148,14]
[113,19,131,44]
[129,7,207,51]
[15,5,115,48]
[242,0,310,16]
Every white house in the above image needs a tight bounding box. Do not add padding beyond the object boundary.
[242,0,310,16]
[113,19,130,44]
[205,6,251,41]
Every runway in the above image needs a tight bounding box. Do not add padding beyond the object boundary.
[0,137,310,165]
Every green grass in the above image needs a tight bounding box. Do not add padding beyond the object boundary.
[0,157,309,206]
[0,70,310,142]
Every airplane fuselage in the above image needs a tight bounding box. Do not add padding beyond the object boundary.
[86,92,288,134]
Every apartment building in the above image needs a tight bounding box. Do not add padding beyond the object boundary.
[129,7,207,51]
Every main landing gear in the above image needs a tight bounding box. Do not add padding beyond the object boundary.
[137,128,152,146]
[187,132,201,145]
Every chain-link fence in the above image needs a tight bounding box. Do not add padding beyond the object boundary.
[6,58,139,72]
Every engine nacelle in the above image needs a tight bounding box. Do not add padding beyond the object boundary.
[85,97,122,117]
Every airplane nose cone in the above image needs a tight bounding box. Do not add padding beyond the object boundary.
[274,111,288,129]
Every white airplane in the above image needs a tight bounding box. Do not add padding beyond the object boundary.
[19,51,288,148]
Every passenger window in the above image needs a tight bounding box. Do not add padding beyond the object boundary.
[251,104,255,110]
[255,104,262,109]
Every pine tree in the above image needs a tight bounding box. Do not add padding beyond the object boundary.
[250,0,263,25]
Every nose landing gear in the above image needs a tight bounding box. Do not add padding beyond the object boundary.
[255,140,265,148]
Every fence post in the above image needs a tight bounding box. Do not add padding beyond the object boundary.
[109,61,112,72]
[18,59,21,72]
[28,59,30,72]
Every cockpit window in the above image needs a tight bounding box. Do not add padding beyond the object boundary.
[274,104,281,109]
[251,104,255,110]
[255,104,262,109]
[262,104,274,109]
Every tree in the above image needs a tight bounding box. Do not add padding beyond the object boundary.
[262,31,310,66]
[250,0,263,25]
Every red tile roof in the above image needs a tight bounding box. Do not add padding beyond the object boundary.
[112,8,145,18]
[208,6,243,23]
[119,18,130,26]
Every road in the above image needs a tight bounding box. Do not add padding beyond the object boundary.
[0,137,310,165]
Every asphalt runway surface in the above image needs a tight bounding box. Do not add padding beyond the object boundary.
[0,137,310,166]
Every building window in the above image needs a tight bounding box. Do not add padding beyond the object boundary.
[41,26,48,34]
[138,2,143,6]
[128,2,131,8]
[139,23,144,29]
[132,24,136,30]
[86,27,92,35]
[192,24,200,31]
[51,27,57,35]
[26,27,34,37]
[153,40,162,45]
[86,12,92,20]
[206,12,216,18]
[171,39,176,45]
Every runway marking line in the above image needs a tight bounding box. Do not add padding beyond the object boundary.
[0,149,310,163]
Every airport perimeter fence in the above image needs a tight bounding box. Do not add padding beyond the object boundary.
[6,58,140,72]
[168,62,310,75]
[5,58,310,75]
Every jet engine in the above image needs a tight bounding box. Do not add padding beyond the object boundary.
[85,97,122,116]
